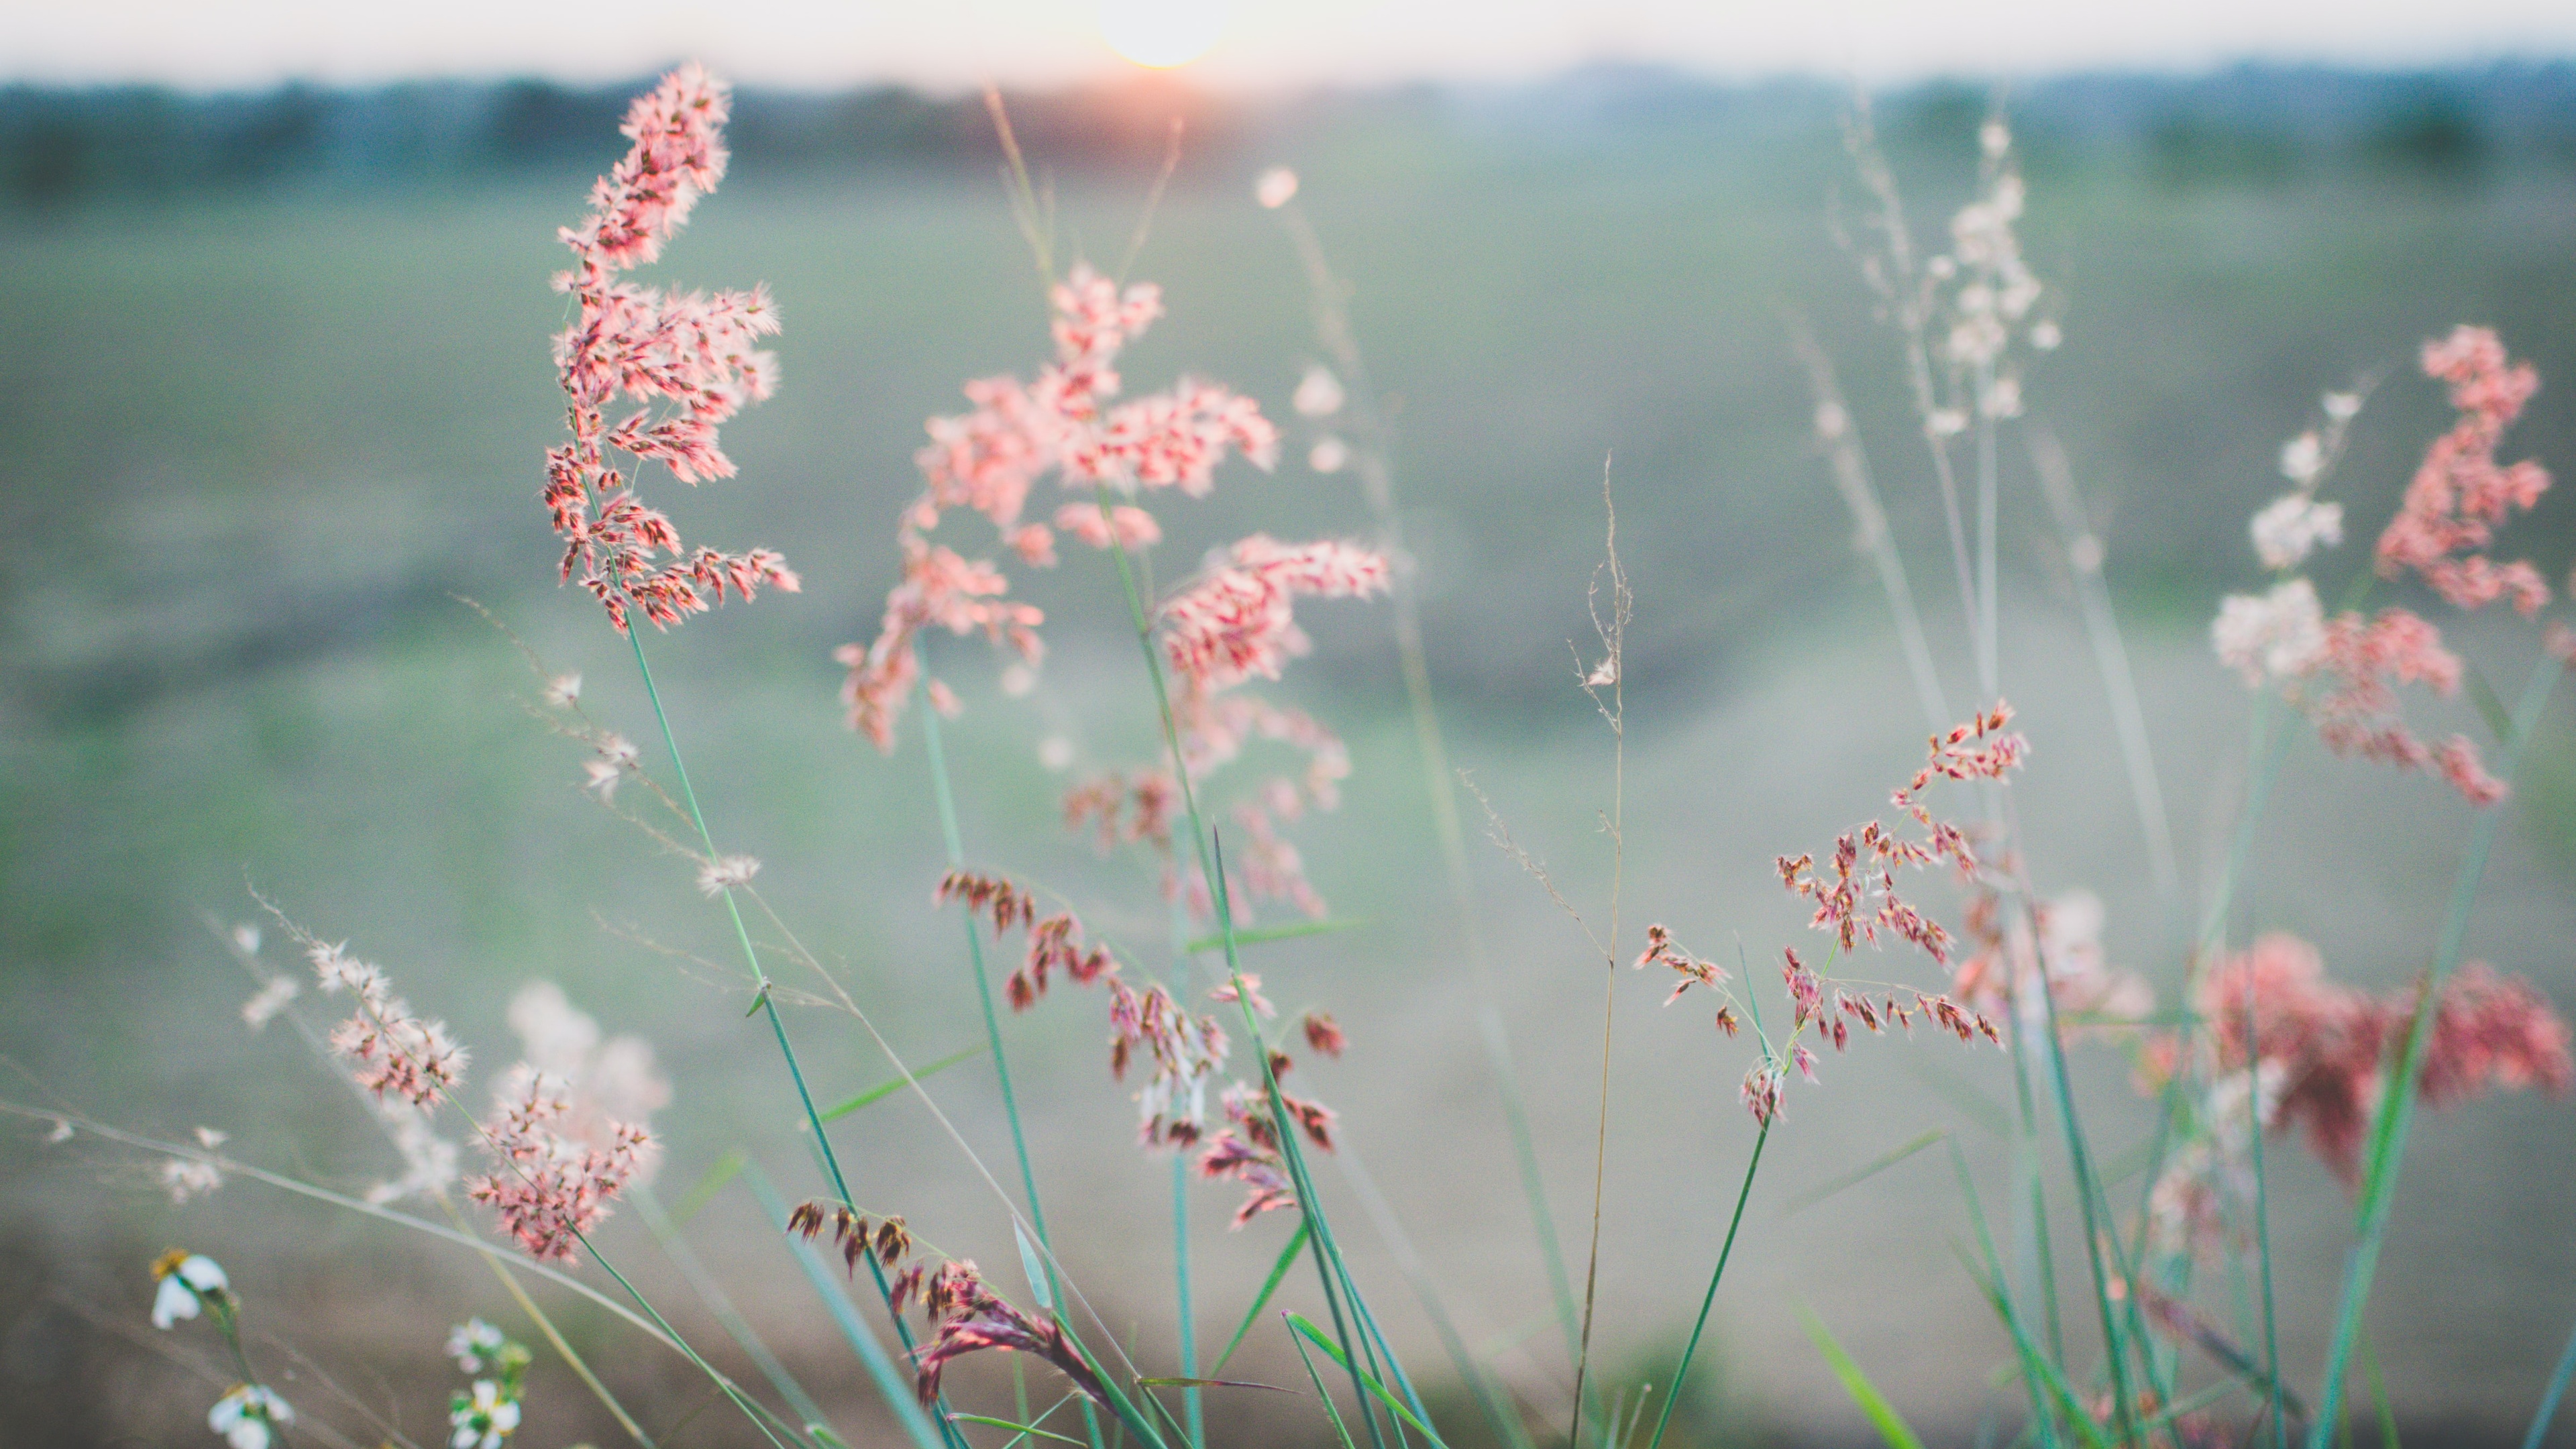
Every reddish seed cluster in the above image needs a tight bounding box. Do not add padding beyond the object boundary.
[934,871,1120,1010]
[1062,769,1180,853]
[1198,1073,1336,1228]
[1947,888,2151,1037]
[2292,606,2505,802]
[837,264,1282,751]
[544,65,799,633]
[311,941,468,1110]
[904,1258,1110,1409]
[468,1067,649,1261]
[2175,932,2571,1185]
[786,1200,914,1285]
[2377,326,2553,617]
[1778,701,2023,965]
[1301,1010,1347,1058]
[1636,922,1730,1009]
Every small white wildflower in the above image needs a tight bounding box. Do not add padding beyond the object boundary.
[2250,493,2345,572]
[1813,400,1848,440]
[2278,431,2326,484]
[447,1318,508,1375]
[1292,364,1345,419]
[449,1378,522,1449]
[209,1383,293,1449]
[1980,119,2011,158]
[697,855,761,898]
[2031,319,2063,352]
[2322,390,2362,421]
[46,1117,73,1143]
[1583,656,1617,689]
[241,976,298,1030]
[1038,736,1075,772]
[195,1127,227,1149]
[1307,436,1349,474]
[543,672,583,708]
[1254,166,1299,209]
[2211,578,2327,686]
[999,662,1037,698]
[151,1251,228,1328]
[230,924,261,957]
[582,759,623,800]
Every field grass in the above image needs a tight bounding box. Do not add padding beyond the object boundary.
[3,88,2574,1446]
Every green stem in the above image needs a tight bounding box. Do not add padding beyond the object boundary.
[621,627,965,1449]
[915,670,1108,1449]
[1090,484,1395,1449]
[1173,1152,1203,1449]
[2250,969,2286,1449]
[2522,1305,2576,1449]
[1642,1121,1770,1449]
[636,1185,835,1435]
[2308,659,2562,1448]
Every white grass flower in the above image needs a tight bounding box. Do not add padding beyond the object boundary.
[2323,390,2362,421]
[2278,431,2326,484]
[1292,365,1345,419]
[999,662,1037,697]
[1038,736,1075,772]
[230,924,261,956]
[1813,400,1848,440]
[241,976,298,1030]
[209,1384,292,1449]
[696,855,760,897]
[1307,436,1349,474]
[1254,166,1298,209]
[2250,493,2345,571]
[1980,119,2012,158]
[150,1250,227,1328]
[160,1158,224,1204]
[2212,578,2327,686]
[542,672,582,707]
[45,1118,72,1143]
[366,1107,459,1205]
[2030,319,2063,352]
[1927,407,1968,438]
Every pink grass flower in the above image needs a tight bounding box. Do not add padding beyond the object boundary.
[468,1066,649,1261]
[311,941,468,1111]
[1160,537,1389,694]
[2377,327,2551,616]
[909,1259,1112,1408]
[543,65,798,633]
[839,264,1278,751]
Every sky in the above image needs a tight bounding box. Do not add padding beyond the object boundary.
[11,0,2576,91]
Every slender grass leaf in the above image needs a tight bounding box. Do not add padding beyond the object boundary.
[1138,1379,1294,1393]
[673,1148,748,1225]
[951,1415,1089,1446]
[1287,1317,1361,1449]
[1781,1130,1943,1214]
[1015,1220,1056,1313]
[1181,918,1368,955]
[2365,1330,2399,1449]
[1286,1313,1450,1449]
[2526,1311,2576,1449]
[1213,1222,1311,1373]
[818,1046,987,1123]
[1801,1310,1926,1449]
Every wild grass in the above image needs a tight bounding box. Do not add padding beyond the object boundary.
[7,62,2576,1449]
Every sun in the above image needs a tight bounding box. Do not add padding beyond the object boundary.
[1097,0,1232,69]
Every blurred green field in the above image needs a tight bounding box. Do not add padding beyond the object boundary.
[3,82,2575,1446]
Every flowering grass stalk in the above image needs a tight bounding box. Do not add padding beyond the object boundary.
[1258,171,1588,1389]
[2308,653,2564,1446]
[913,665,1111,1449]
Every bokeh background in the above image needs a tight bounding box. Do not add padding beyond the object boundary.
[5,5,2576,1445]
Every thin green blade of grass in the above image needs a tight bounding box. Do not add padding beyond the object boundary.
[1180,918,1369,955]
[1212,1221,1311,1373]
[1801,1310,1927,1449]
[2364,1328,2399,1449]
[672,1148,749,1225]
[2522,1309,2576,1449]
[1780,1129,1943,1215]
[1136,1379,1295,1393]
[953,1415,1090,1446]
[1286,1313,1451,1449]
[1288,1316,1362,1449]
[818,1045,987,1123]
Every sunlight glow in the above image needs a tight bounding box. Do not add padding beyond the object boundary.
[1097,0,1231,68]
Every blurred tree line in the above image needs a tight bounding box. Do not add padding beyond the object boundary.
[3,62,2573,208]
